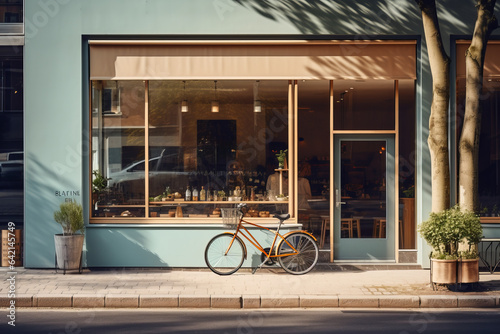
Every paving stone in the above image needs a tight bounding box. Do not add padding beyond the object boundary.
[211,295,241,308]
[139,295,179,308]
[379,296,420,308]
[339,296,379,308]
[420,295,458,308]
[242,295,260,309]
[179,295,211,308]
[105,294,138,308]
[457,296,496,308]
[261,295,300,308]
[35,294,73,308]
[300,295,339,308]
[73,294,105,308]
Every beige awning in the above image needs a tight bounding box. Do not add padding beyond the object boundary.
[456,41,500,78]
[89,40,416,80]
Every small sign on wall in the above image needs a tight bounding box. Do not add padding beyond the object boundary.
[55,190,80,197]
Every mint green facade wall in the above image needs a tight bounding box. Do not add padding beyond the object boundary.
[23,0,500,268]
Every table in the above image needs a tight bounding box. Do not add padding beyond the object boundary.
[478,238,500,274]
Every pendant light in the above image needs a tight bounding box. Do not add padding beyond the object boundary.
[211,80,219,113]
[181,81,188,112]
[253,80,261,112]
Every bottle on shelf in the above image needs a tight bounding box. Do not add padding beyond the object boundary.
[200,186,206,201]
[193,187,199,201]
[185,186,192,201]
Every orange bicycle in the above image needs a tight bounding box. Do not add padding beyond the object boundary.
[204,203,319,275]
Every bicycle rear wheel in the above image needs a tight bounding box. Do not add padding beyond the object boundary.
[277,232,318,275]
[205,233,245,275]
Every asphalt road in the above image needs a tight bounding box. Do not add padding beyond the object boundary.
[3,309,500,334]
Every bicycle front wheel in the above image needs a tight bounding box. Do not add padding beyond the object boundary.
[205,233,245,275]
[277,232,319,275]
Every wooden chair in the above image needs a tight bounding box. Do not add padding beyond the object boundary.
[340,218,361,238]
[373,219,404,245]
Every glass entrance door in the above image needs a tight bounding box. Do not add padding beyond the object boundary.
[334,135,395,261]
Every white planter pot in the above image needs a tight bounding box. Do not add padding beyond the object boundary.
[54,234,84,273]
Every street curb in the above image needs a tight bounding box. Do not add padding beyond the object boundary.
[6,294,500,309]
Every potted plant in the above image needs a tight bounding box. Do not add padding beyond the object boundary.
[53,199,85,274]
[491,204,499,217]
[480,205,489,217]
[418,205,482,286]
[92,170,110,207]
[92,169,110,194]
[275,149,288,169]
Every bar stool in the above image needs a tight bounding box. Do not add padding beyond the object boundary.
[373,219,386,238]
[339,218,361,239]
[320,216,330,248]
[373,219,404,242]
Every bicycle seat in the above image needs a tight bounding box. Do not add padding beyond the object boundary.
[274,213,290,221]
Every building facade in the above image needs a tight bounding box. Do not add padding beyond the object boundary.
[5,0,499,268]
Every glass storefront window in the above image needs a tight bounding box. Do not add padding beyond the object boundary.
[0,0,22,23]
[91,80,290,220]
[457,77,500,217]
[399,79,416,249]
[297,80,330,247]
[334,80,395,130]
[0,46,23,228]
[91,80,146,218]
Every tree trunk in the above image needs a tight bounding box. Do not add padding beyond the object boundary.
[416,0,451,213]
[459,0,498,212]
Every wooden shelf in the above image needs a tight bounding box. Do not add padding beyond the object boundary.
[480,217,500,224]
[149,200,288,205]
[97,204,145,208]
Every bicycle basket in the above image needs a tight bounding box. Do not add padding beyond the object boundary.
[221,208,242,229]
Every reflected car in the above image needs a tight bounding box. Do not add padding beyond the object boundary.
[108,155,191,197]
[0,151,23,189]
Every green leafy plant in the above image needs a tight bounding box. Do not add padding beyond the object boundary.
[402,185,415,198]
[418,205,482,259]
[481,205,489,217]
[53,199,84,235]
[92,170,110,193]
[459,249,479,260]
[492,204,499,217]
[275,149,288,168]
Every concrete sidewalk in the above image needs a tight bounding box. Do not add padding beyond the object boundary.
[1,264,500,309]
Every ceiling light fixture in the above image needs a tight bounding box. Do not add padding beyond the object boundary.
[211,80,219,113]
[254,80,262,112]
[181,81,188,112]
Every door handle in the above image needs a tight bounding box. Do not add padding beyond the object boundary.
[335,189,346,208]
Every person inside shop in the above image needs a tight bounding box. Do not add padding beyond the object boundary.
[297,162,312,210]
[266,170,288,200]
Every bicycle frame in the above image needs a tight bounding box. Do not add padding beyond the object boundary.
[224,216,316,259]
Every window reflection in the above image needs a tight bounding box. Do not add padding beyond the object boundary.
[91,81,146,217]
[91,80,290,219]
[0,46,23,227]
[457,77,500,217]
[0,0,23,23]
